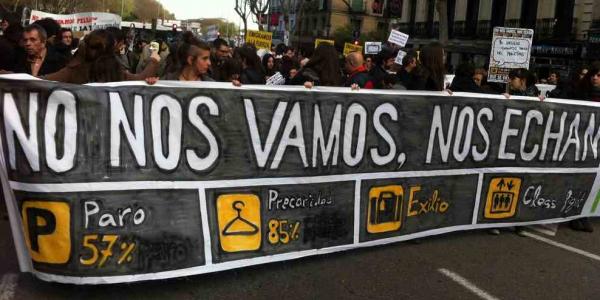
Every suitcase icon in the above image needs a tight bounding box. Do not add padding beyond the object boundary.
[367,185,403,233]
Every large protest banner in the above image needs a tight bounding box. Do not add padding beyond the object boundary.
[29,10,122,32]
[1,75,600,284]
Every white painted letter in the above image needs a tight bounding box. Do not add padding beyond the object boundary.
[472,108,492,162]
[244,99,287,167]
[45,90,77,172]
[3,93,39,171]
[343,103,367,166]
[110,93,146,167]
[498,108,522,160]
[371,103,397,166]
[271,102,308,169]
[452,107,474,162]
[426,106,457,163]
[187,96,220,171]
[312,104,341,167]
[520,110,543,161]
[151,94,182,171]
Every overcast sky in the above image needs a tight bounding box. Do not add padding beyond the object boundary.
[159,0,258,29]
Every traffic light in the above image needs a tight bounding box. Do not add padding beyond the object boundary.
[354,40,359,45]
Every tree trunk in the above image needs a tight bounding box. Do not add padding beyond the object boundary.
[436,0,448,46]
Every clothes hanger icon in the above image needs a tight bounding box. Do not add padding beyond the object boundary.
[222,200,259,236]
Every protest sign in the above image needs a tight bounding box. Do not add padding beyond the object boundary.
[365,42,382,54]
[246,30,273,50]
[343,43,363,56]
[206,25,219,42]
[266,72,285,85]
[1,76,600,284]
[315,38,335,48]
[488,27,534,82]
[394,49,407,65]
[388,29,409,47]
[29,10,121,32]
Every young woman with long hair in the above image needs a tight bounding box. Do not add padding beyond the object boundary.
[287,43,342,87]
[409,42,446,91]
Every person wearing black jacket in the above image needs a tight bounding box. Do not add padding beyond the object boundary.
[407,43,446,91]
[236,45,266,84]
[397,52,417,88]
[11,24,66,76]
[449,63,485,93]
[287,44,342,87]
[369,47,396,89]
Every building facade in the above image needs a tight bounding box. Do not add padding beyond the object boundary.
[293,0,600,77]
[291,0,398,47]
[394,0,598,77]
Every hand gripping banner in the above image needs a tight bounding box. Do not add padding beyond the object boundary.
[1,75,600,284]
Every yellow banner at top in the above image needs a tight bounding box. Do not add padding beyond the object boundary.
[246,30,273,50]
[343,43,363,56]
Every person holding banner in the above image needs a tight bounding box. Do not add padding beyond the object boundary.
[397,52,418,89]
[502,68,542,99]
[449,63,486,93]
[344,52,375,89]
[369,47,397,89]
[262,53,279,79]
[41,29,159,83]
[236,45,266,84]
[162,33,213,82]
[287,44,342,88]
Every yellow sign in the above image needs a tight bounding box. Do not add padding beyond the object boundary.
[314,38,335,48]
[217,194,262,252]
[343,43,363,56]
[484,177,522,219]
[21,200,71,264]
[367,185,403,233]
[246,30,273,50]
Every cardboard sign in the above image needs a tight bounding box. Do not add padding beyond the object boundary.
[29,10,121,31]
[314,38,335,48]
[1,75,599,284]
[206,25,219,42]
[394,50,407,65]
[343,43,363,56]
[365,42,382,54]
[266,72,285,85]
[487,27,534,82]
[388,29,409,47]
[246,30,273,50]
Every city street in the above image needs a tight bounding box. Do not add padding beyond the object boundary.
[2,216,600,299]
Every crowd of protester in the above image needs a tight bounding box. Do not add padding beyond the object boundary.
[1,15,599,231]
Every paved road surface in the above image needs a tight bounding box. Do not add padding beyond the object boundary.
[1,217,600,299]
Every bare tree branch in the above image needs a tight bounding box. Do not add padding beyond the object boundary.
[235,0,251,36]
[249,0,269,31]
